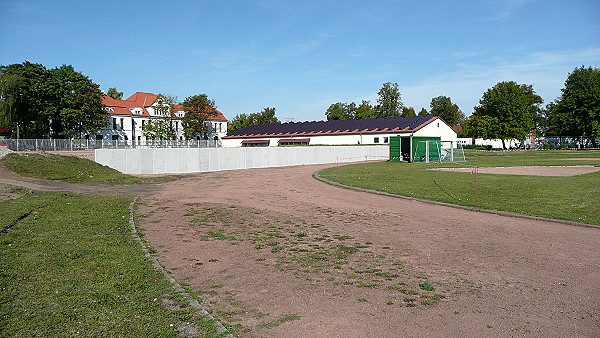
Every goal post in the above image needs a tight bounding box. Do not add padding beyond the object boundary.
[413,140,465,163]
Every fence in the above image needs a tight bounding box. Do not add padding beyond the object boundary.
[0,138,221,151]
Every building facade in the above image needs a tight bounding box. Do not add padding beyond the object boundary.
[222,115,456,147]
[98,92,228,143]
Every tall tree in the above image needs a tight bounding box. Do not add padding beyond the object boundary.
[181,93,216,140]
[418,108,428,116]
[142,94,177,140]
[401,106,416,117]
[106,87,124,100]
[325,102,356,120]
[429,95,465,126]
[469,81,542,149]
[228,107,280,132]
[545,66,600,146]
[355,100,375,119]
[0,72,19,137]
[376,82,403,118]
[0,62,106,138]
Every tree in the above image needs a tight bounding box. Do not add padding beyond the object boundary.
[470,81,543,149]
[0,72,18,137]
[376,82,403,118]
[429,96,465,126]
[401,106,416,117]
[418,108,428,116]
[355,100,375,119]
[0,62,106,138]
[142,94,177,140]
[325,102,356,120]
[106,87,124,100]
[545,66,600,146]
[228,107,280,132]
[181,94,216,140]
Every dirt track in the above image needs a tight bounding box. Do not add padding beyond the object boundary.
[138,164,600,337]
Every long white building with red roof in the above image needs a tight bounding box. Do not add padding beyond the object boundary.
[99,92,228,143]
[222,115,456,147]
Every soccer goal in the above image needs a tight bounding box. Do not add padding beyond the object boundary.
[413,140,466,163]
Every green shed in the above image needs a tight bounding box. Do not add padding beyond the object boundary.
[389,135,441,162]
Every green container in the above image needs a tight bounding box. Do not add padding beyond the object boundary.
[389,135,441,162]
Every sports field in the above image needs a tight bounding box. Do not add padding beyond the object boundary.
[318,150,600,225]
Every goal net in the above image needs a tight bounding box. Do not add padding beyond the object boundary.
[413,140,465,163]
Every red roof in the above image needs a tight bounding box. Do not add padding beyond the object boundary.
[0,126,10,133]
[102,92,227,121]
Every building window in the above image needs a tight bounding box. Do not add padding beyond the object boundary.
[111,135,119,141]
[120,118,124,129]
[112,118,117,130]
[374,137,380,143]
[137,136,141,142]
[384,137,389,143]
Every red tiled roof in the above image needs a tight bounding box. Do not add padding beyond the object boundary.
[452,125,463,133]
[171,104,227,121]
[102,92,228,121]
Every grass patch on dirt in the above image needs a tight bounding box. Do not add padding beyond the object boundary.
[0,191,221,337]
[0,153,173,184]
[164,203,447,310]
[317,150,600,225]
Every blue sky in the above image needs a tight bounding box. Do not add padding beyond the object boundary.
[1,0,598,122]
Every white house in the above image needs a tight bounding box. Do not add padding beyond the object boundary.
[98,92,228,143]
[222,115,457,147]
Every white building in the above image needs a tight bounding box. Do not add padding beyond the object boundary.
[98,92,228,143]
[222,115,456,147]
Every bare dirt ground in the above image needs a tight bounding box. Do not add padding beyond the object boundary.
[433,165,600,176]
[138,164,600,337]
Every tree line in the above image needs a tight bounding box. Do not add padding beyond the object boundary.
[320,66,598,148]
[0,61,219,140]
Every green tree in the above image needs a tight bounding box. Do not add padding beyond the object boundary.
[142,94,177,140]
[418,107,428,116]
[429,96,465,126]
[355,100,375,119]
[376,82,403,118]
[545,66,600,146]
[106,87,124,100]
[325,102,356,120]
[228,107,280,132]
[0,62,106,138]
[470,81,543,149]
[0,72,19,137]
[401,106,416,117]
[50,65,107,137]
[181,94,216,139]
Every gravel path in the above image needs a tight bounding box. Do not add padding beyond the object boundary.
[138,164,600,337]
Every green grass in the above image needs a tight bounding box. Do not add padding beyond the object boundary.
[0,191,221,336]
[0,153,173,184]
[317,150,600,225]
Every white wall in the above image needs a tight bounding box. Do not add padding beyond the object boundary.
[96,145,389,175]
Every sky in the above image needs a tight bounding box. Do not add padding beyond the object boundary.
[1,0,598,123]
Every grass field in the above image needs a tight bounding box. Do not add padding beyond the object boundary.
[0,190,221,336]
[0,153,173,184]
[318,150,600,225]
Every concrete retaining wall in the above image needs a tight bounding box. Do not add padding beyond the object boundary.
[95,146,389,174]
